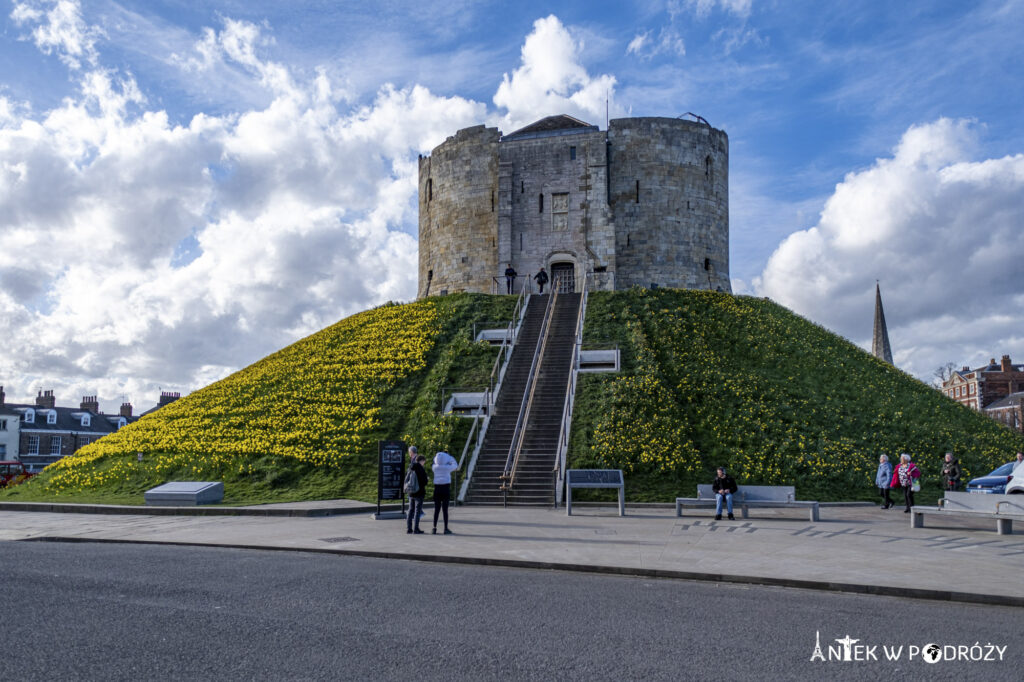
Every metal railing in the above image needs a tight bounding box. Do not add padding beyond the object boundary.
[500,289,557,502]
[492,274,534,296]
[453,387,487,505]
[553,273,591,507]
[456,284,530,503]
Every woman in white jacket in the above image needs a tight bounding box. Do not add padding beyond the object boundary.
[431,451,460,535]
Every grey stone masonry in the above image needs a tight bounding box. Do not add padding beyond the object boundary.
[418,115,730,296]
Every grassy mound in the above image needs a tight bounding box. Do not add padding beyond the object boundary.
[2,294,515,504]
[569,289,1024,503]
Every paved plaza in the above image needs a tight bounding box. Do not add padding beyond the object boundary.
[2,501,1021,606]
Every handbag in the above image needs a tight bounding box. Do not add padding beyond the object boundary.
[911,480,921,493]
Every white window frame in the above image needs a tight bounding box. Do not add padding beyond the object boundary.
[81,414,91,427]
[47,410,57,424]
[28,435,39,455]
[118,417,127,429]
[23,409,35,423]
[50,436,62,455]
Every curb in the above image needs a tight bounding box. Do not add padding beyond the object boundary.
[0,500,876,516]
[0,502,396,517]
[20,535,1022,609]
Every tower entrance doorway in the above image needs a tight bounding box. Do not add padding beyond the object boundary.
[551,262,575,293]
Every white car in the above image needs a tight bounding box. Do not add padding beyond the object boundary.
[1006,459,1024,495]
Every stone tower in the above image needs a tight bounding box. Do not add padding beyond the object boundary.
[417,115,730,297]
[872,282,894,365]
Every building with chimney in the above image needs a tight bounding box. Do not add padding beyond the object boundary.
[0,389,139,472]
[871,282,894,365]
[984,392,1024,433]
[941,355,1024,412]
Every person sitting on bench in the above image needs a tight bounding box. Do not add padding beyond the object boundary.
[713,467,737,520]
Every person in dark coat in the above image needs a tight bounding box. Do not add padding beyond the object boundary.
[406,454,428,534]
[941,452,961,491]
[712,467,738,520]
[504,264,517,294]
[534,267,548,294]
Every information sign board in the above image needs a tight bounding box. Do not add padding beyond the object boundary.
[377,440,406,515]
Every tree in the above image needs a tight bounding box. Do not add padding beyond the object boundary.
[933,362,957,388]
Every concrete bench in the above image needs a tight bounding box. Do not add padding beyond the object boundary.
[911,491,1024,535]
[676,484,820,522]
[145,481,224,506]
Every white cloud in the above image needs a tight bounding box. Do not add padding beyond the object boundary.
[0,9,488,412]
[492,15,620,131]
[11,0,103,70]
[625,27,686,60]
[687,0,753,19]
[756,118,1024,380]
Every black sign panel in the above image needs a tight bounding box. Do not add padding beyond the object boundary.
[378,440,406,502]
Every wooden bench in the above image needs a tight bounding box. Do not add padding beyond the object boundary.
[676,484,820,522]
[911,491,1024,535]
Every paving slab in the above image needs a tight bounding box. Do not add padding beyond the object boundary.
[2,503,1022,606]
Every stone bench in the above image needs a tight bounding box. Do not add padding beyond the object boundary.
[911,491,1024,535]
[145,481,224,506]
[676,484,820,522]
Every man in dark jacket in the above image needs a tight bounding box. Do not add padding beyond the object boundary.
[534,267,548,294]
[712,467,738,520]
[406,454,428,534]
[504,264,517,294]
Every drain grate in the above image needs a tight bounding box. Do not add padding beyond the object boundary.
[320,536,360,543]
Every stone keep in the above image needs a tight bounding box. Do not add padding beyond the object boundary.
[417,115,730,297]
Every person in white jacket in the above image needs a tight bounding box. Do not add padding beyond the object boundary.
[431,451,460,535]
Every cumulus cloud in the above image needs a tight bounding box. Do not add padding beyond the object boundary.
[492,15,620,132]
[0,4,487,411]
[756,119,1024,380]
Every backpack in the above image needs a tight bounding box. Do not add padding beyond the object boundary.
[403,467,420,495]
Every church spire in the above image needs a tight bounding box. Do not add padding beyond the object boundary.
[872,281,894,365]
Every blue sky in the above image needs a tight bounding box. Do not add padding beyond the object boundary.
[1,0,1022,410]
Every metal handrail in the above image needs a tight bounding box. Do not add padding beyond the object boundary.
[455,284,530,503]
[501,290,557,495]
[487,280,529,405]
[553,273,590,506]
[453,387,487,504]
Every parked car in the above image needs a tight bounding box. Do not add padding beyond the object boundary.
[966,462,1016,494]
[1004,461,1024,495]
[0,461,34,488]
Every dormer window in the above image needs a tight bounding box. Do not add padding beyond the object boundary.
[23,409,35,424]
[117,417,127,429]
[47,411,57,424]
[81,414,91,427]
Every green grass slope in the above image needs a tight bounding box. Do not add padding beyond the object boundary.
[2,294,515,505]
[569,289,1024,503]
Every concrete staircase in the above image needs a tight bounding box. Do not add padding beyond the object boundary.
[465,292,581,506]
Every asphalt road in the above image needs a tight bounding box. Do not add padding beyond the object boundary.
[0,541,1017,681]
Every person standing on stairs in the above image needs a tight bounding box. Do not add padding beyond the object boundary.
[432,451,460,535]
[534,267,548,294]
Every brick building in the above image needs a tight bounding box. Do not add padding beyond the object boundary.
[983,392,1024,433]
[941,355,1024,411]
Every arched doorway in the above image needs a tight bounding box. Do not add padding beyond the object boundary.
[551,262,576,293]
